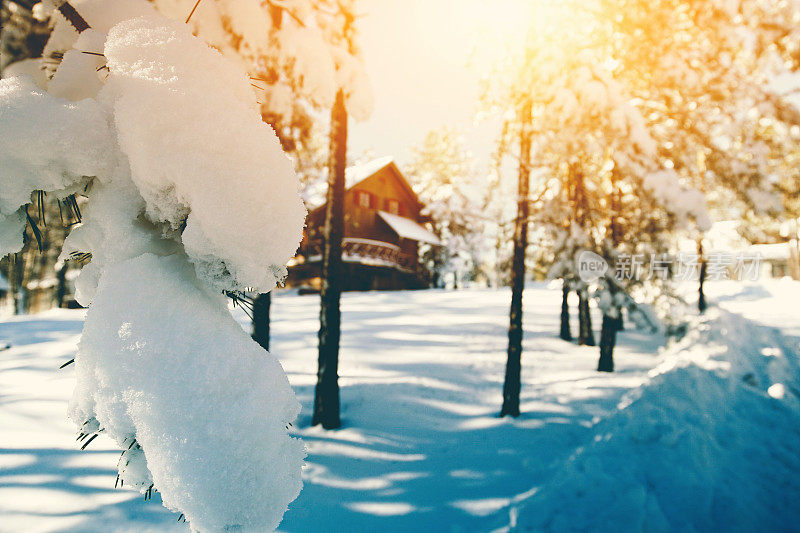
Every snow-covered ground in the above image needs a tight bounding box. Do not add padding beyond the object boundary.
[1,281,798,532]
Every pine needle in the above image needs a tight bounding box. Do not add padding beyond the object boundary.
[185,0,202,23]
[224,290,256,319]
[65,194,82,223]
[37,191,46,227]
[25,205,43,252]
[68,252,92,264]
[80,433,99,450]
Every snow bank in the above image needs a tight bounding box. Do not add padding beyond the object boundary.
[502,308,800,532]
[71,254,304,532]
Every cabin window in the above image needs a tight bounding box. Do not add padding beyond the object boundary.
[385,199,402,215]
[356,191,372,208]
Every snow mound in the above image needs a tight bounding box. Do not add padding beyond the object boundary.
[502,308,800,532]
[71,253,304,532]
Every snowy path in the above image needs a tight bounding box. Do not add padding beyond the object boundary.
[266,286,663,532]
[0,282,797,531]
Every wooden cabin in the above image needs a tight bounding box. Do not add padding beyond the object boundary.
[288,157,441,291]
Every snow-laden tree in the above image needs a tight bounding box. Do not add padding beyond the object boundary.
[312,0,373,430]
[131,0,338,350]
[405,128,489,288]
[0,2,307,530]
[599,0,800,309]
[482,1,714,386]
[124,0,372,361]
[531,51,710,369]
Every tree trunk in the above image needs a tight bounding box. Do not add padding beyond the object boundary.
[251,292,271,351]
[597,311,621,372]
[697,238,707,313]
[577,290,595,346]
[559,281,572,341]
[55,262,68,308]
[500,103,531,418]
[313,90,347,429]
[8,254,24,315]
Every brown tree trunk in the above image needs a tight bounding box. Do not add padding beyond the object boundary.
[500,103,531,418]
[598,310,621,372]
[7,254,24,315]
[313,90,347,429]
[578,289,595,346]
[55,261,68,308]
[252,292,271,351]
[598,167,622,371]
[559,281,572,341]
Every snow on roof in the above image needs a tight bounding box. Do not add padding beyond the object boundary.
[378,210,441,245]
[749,242,793,261]
[305,156,396,210]
[345,156,395,189]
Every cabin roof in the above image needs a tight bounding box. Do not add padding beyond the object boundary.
[305,157,421,213]
[378,211,441,245]
[345,156,395,188]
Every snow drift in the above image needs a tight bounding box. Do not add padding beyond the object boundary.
[499,308,800,532]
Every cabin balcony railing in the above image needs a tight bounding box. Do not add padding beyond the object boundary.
[300,238,419,274]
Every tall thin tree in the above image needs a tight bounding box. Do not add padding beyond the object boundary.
[572,167,595,346]
[559,282,572,341]
[311,0,371,429]
[313,88,347,429]
[598,167,624,372]
[500,102,532,418]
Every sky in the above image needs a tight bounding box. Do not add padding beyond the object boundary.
[348,0,530,172]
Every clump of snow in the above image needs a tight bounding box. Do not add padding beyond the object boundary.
[334,50,374,121]
[102,14,306,292]
[0,75,115,249]
[0,209,27,255]
[71,254,304,532]
[643,170,712,231]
